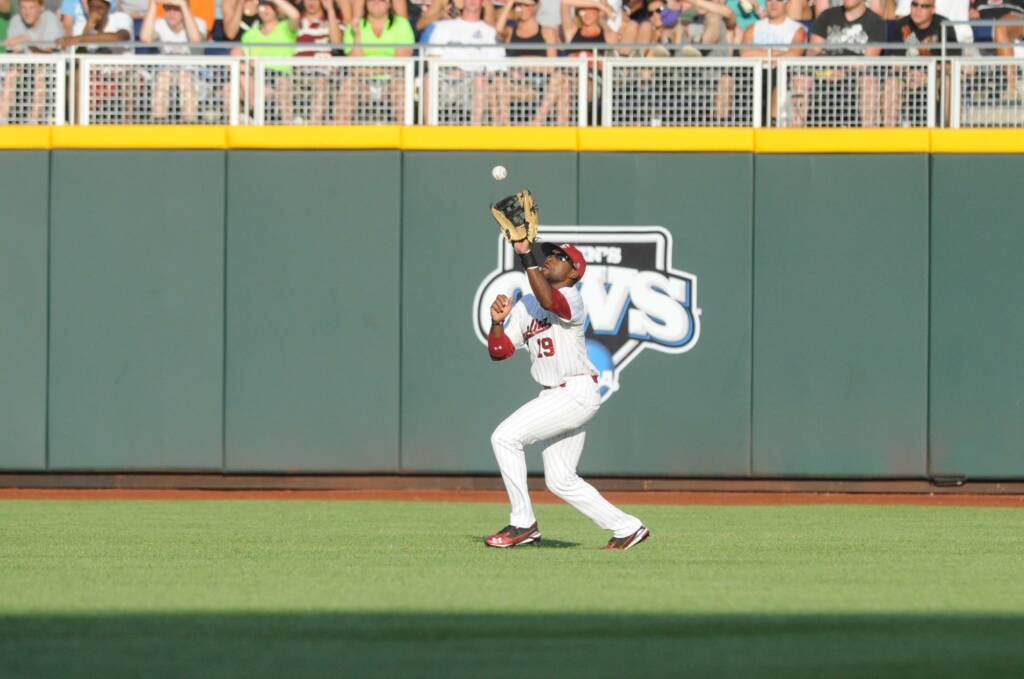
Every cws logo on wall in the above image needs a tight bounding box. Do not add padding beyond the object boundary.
[473,226,701,401]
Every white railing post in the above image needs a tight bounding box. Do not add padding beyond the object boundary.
[950,58,962,129]
[926,59,937,128]
[78,58,90,126]
[752,59,763,129]
[228,58,240,126]
[404,59,415,126]
[776,59,789,128]
[601,57,613,127]
[54,57,66,126]
[253,60,266,126]
[427,60,439,125]
[581,58,589,127]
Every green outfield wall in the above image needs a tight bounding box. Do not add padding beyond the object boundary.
[0,149,1021,480]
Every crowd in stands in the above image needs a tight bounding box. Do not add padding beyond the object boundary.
[0,0,1022,124]
[3,0,1023,57]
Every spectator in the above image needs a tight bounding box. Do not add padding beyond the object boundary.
[496,0,559,124]
[59,0,87,38]
[739,0,807,124]
[1,0,62,122]
[418,0,495,34]
[894,0,970,43]
[725,0,761,43]
[121,0,150,46]
[814,0,883,17]
[5,0,63,49]
[535,0,560,50]
[425,0,507,124]
[561,0,618,47]
[339,0,413,123]
[646,0,687,46]
[677,0,736,55]
[222,0,259,39]
[496,0,553,53]
[787,0,810,19]
[809,0,885,125]
[295,0,342,124]
[297,0,343,53]
[235,0,299,122]
[539,0,617,125]
[619,0,656,55]
[883,0,957,124]
[975,0,1024,99]
[140,0,206,121]
[810,0,884,53]
[0,0,11,54]
[345,0,414,54]
[58,0,134,51]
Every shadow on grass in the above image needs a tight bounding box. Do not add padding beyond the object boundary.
[2,612,1022,679]
[464,534,581,549]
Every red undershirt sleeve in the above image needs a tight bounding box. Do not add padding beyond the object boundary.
[549,289,572,321]
[488,332,515,360]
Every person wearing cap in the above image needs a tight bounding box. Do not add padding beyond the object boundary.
[484,239,650,552]
[140,0,207,122]
[57,0,134,51]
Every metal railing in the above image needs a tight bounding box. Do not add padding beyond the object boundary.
[776,58,936,129]
[77,55,238,125]
[603,58,762,127]
[427,57,587,126]
[2,41,1023,128]
[0,54,65,125]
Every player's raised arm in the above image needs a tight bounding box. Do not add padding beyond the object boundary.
[488,294,516,361]
[513,240,558,310]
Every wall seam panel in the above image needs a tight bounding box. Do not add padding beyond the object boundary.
[221,151,229,472]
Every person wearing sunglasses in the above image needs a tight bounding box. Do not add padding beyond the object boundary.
[739,0,808,125]
[882,0,958,125]
[485,241,650,552]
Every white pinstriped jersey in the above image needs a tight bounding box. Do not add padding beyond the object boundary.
[504,286,597,388]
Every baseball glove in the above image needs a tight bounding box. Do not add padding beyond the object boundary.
[490,190,539,245]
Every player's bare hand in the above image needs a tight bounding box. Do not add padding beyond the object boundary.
[491,295,513,323]
[512,240,532,254]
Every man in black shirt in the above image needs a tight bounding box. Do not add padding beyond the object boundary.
[808,0,886,126]
[810,0,886,56]
[883,0,958,126]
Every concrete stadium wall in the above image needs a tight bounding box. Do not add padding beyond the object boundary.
[0,149,1021,480]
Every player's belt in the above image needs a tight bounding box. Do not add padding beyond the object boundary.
[544,375,599,389]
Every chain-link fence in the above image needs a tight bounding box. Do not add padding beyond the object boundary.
[603,58,762,127]
[950,58,1024,128]
[776,58,936,128]
[253,58,414,126]
[427,58,587,126]
[78,56,238,125]
[0,55,64,125]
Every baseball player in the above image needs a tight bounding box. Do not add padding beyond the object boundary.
[484,237,650,551]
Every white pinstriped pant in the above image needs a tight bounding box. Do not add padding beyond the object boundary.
[490,375,643,538]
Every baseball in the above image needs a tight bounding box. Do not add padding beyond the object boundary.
[491,165,508,181]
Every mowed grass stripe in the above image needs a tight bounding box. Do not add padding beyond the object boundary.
[1,500,1022,678]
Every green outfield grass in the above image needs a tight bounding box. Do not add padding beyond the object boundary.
[1,499,1023,678]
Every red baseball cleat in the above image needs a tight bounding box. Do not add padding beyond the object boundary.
[603,525,650,551]
[484,522,542,548]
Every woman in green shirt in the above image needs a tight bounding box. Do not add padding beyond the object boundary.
[337,0,413,123]
[233,0,298,121]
